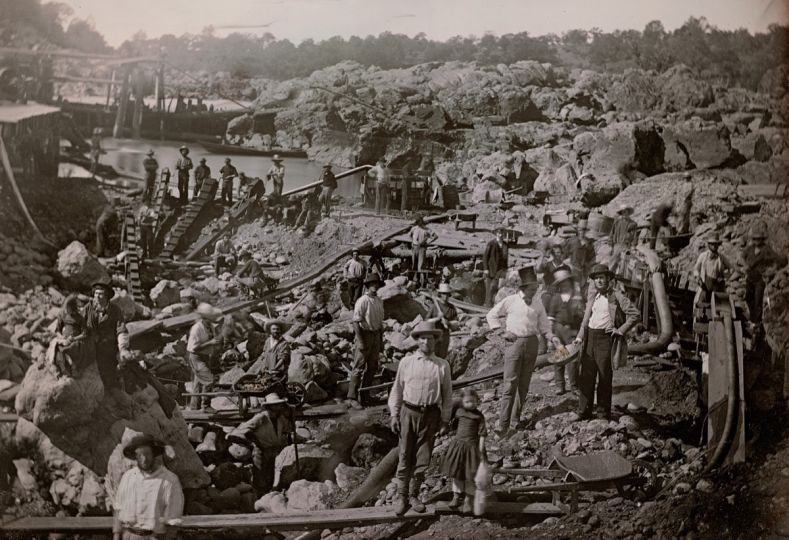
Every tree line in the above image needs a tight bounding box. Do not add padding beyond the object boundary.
[2,0,787,90]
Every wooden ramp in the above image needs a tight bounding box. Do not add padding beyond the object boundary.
[121,210,144,303]
[1,506,436,534]
[160,177,218,259]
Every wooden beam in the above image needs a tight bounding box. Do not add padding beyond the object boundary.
[52,75,116,85]
[0,47,157,64]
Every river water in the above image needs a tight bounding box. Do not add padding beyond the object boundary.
[97,138,363,199]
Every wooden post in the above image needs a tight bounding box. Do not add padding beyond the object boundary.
[131,66,144,139]
[112,68,131,139]
[105,70,116,110]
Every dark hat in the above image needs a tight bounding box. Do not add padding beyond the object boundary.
[364,272,384,286]
[225,157,231,162]
[410,319,443,339]
[552,266,574,286]
[707,232,722,245]
[146,149,155,157]
[518,266,539,288]
[200,157,207,163]
[323,164,332,169]
[123,434,165,460]
[589,264,614,279]
[91,280,115,297]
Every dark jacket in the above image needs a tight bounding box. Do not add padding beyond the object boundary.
[742,244,787,282]
[577,285,640,367]
[482,239,508,275]
[321,170,337,189]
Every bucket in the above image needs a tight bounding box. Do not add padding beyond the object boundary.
[587,212,614,237]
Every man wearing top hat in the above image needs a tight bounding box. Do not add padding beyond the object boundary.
[347,272,385,409]
[487,266,562,435]
[388,320,453,515]
[542,266,584,394]
[319,164,338,217]
[572,264,639,420]
[83,280,131,390]
[482,228,509,307]
[266,155,285,198]
[174,146,192,204]
[194,157,211,198]
[186,303,223,412]
[142,149,158,204]
[426,282,458,358]
[692,232,734,311]
[741,223,787,324]
[113,434,183,540]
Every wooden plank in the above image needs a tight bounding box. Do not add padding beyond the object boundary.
[180,402,349,423]
[390,233,471,250]
[732,321,746,464]
[434,501,564,516]
[1,506,435,533]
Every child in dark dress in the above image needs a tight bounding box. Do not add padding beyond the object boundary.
[440,388,487,513]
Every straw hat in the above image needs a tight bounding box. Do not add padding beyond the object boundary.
[179,145,189,153]
[123,434,165,460]
[410,320,442,339]
[617,204,634,215]
[322,164,332,169]
[437,282,452,295]
[707,232,722,245]
[264,319,289,333]
[264,392,287,405]
[196,302,222,320]
[552,266,574,286]
[271,154,283,162]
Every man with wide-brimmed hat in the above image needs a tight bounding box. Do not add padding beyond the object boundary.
[319,163,337,217]
[482,228,509,307]
[83,280,130,390]
[543,266,584,394]
[692,232,734,310]
[142,149,159,204]
[487,266,562,435]
[245,319,291,395]
[213,232,237,275]
[113,433,183,539]
[409,216,438,287]
[266,155,285,198]
[609,204,638,271]
[388,319,452,515]
[194,157,211,198]
[186,303,222,412]
[344,247,367,306]
[175,145,193,204]
[348,272,385,409]
[572,264,639,420]
[426,282,457,358]
[219,157,238,206]
[741,222,787,324]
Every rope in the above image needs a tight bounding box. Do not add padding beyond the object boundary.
[0,135,49,243]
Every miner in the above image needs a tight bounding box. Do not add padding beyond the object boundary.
[219,158,238,205]
[142,149,158,204]
[319,163,338,217]
[186,303,222,412]
[266,155,285,198]
[409,216,438,286]
[609,204,638,274]
[194,157,211,198]
[295,186,321,229]
[370,159,391,214]
[692,232,734,310]
[344,248,367,306]
[213,233,237,275]
[84,280,131,390]
[388,320,452,515]
[426,282,458,358]
[347,272,385,409]
[536,236,567,287]
[543,266,584,394]
[175,146,193,204]
[113,434,183,540]
[482,228,509,307]
[246,320,291,395]
[486,266,561,436]
[741,223,787,324]
[572,264,639,420]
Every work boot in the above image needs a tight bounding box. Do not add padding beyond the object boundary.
[409,476,426,513]
[461,494,474,514]
[447,492,464,510]
[409,495,426,513]
[346,399,363,410]
[394,493,409,515]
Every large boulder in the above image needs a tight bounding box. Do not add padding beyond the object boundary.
[149,280,181,309]
[378,284,426,323]
[56,241,109,291]
[661,120,733,170]
[351,433,393,468]
[286,480,340,512]
[255,491,288,513]
[334,463,367,490]
[274,443,336,487]
[470,179,505,203]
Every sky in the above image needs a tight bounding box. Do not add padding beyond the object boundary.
[61,0,788,47]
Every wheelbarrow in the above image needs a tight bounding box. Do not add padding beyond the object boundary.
[491,450,660,514]
[232,373,306,415]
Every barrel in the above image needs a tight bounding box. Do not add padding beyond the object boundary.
[587,212,614,237]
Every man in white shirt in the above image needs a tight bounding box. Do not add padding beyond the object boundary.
[113,434,184,540]
[388,320,452,515]
[344,248,367,306]
[409,216,438,287]
[186,303,222,412]
[347,273,385,409]
[572,264,640,420]
[266,155,285,198]
[369,159,391,215]
[692,232,733,310]
[487,266,562,436]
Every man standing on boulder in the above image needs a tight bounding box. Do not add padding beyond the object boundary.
[388,320,452,515]
[84,280,131,390]
[113,433,184,540]
[572,264,639,420]
[142,150,158,204]
[482,228,508,307]
[347,272,385,410]
[175,146,193,204]
[344,248,366,307]
[409,216,438,287]
[487,266,561,436]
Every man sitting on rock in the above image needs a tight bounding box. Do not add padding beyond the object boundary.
[486,266,562,436]
[245,319,291,396]
[113,434,183,540]
[213,233,237,275]
[571,264,639,420]
[347,272,385,410]
[388,320,452,515]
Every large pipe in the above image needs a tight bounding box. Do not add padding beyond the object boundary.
[703,314,739,473]
[629,270,673,355]
[293,447,399,540]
